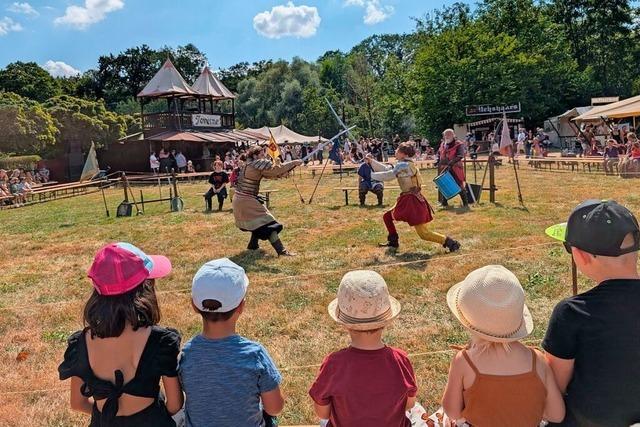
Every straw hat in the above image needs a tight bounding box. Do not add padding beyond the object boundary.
[446,265,533,343]
[328,270,401,331]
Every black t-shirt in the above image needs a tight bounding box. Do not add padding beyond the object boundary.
[542,279,640,427]
[208,171,229,189]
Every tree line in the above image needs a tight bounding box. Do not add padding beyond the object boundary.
[1,0,639,157]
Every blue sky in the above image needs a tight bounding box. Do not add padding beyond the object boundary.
[0,0,460,76]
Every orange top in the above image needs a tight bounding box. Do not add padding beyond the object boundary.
[631,147,640,159]
[461,348,546,427]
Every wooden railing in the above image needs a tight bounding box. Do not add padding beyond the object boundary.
[142,112,235,132]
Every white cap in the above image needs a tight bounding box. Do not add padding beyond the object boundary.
[191,258,249,312]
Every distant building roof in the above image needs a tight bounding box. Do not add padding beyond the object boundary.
[137,59,197,98]
[120,129,269,144]
[192,67,235,99]
[244,124,328,144]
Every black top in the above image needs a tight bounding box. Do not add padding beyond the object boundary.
[59,326,181,424]
[208,171,229,189]
[542,279,640,426]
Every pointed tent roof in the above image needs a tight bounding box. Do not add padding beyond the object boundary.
[137,59,197,98]
[244,124,328,144]
[192,67,235,99]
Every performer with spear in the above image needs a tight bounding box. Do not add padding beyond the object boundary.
[232,127,353,256]
[372,142,461,252]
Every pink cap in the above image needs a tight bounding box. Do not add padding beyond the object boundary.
[88,242,172,296]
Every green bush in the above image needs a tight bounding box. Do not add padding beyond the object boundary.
[0,155,42,170]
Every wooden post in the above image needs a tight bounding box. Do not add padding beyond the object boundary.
[489,155,496,203]
[571,257,578,296]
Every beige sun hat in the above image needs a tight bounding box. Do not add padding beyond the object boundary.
[446,265,533,343]
[328,270,401,331]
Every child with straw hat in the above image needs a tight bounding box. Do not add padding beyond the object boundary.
[441,265,565,427]
[309,270,417,426]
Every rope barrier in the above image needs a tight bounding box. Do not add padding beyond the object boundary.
[0,339,543,396]
[0,242,556,312]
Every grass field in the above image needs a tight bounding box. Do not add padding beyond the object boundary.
[1,162,637,426]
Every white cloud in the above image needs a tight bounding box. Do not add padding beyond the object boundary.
[54,0,124,29]
[42,60,81,78]
[7,2,38,16]
[0,16,22,35]
[344,0,393,25]
[253,2,320,39]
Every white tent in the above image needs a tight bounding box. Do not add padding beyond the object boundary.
[192,66,235,99]
[137,59,197,98]
[545,106,592,146]
[245,124,328,145]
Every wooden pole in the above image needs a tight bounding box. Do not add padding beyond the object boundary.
[489,155,496,203]
[571,257,578,296]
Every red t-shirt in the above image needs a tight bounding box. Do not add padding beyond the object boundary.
[308,346,417,427]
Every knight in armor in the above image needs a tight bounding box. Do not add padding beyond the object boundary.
[372,142,460,252]
[232,146,302,256]
[436,128,468,207]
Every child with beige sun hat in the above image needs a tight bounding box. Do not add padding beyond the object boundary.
[441,265,565,427]
[309,270,418,426]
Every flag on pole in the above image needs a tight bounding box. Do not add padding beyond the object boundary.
[266,128,281,162]
[80,142,100,182]
[499,113,513,157]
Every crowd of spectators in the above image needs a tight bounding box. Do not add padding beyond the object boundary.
[57,199,640,427]
[0,167,50,206]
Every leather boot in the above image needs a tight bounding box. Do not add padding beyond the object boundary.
[460,189,469,207]
[443,237,461,253]
[247,234,259,250]
[206,199,212,211]
[376,191,383,206]
[378,233,399,248]
[271,239,295,256]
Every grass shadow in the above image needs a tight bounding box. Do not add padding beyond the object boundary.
[229,250,283,274]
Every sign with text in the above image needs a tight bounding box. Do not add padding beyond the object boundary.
[192,114,221,127]
[465,103,521,116]
[591,96,619,106]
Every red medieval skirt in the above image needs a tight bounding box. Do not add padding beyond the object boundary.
[391,191,433,226]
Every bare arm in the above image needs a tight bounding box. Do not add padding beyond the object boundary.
[313,401,331,419]
[441,353,465,420]
[161,376,184,416]
[539,352,565,423]
[70,377,93,414]
[405,395,416,411]
[545,353,575,394]
[261,386,285,416]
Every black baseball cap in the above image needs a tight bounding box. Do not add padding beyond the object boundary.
[545,199,640,256]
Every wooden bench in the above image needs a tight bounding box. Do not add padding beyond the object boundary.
[334,186,400,206]
[203,189,279,209]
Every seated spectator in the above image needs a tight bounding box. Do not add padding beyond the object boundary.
[204,160,229,212]
[544,200,640,426]
[58,242,182,426]
[309,270,417,426]
[186,160,195,173]
[175,150,187,173]
[603,139,620,175]
[358,154,384,206]
[631,141,640,164]
[442,265,565,426]
[179,258,284,427]
[38,166,50,182]
[0,169,8,184]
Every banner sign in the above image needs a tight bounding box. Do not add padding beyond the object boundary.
[465,103,521,116]
[192,114,221,127]
[591,97,619,106]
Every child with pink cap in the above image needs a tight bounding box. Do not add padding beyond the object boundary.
[58,242,183,427]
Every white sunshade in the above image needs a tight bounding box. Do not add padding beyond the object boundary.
[192,67,235,99]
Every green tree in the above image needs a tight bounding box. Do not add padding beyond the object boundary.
[42,95,129,155]
[0,92,58,155]
[0,62,61,102]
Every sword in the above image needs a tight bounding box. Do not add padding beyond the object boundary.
[301,125,356,163]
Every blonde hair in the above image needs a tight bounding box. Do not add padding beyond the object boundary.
[468,332,513,353]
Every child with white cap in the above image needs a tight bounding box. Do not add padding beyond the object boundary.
[309,270,417,426]
[441,265,565,426]
[178,258,284,427]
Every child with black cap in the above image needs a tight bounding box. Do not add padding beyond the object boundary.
[544,199,640,426]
